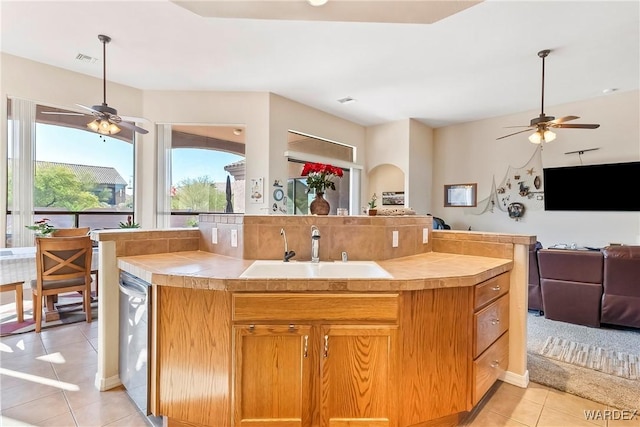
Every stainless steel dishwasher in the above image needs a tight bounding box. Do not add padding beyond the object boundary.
[119,271,151,415]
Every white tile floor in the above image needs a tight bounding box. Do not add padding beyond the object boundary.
[1,320,639,427]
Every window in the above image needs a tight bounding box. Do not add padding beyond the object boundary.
[285,131,358,215]
[287,161,351,215]
[6,100,135,246]
[168,125,245,227]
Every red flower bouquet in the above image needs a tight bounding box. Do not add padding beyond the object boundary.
[301,162,344,194]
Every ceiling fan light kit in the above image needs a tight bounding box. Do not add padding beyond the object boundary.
[528,129,556,144]
[87,118,121,135]
[497,49,599,144]
[80,34,148,136]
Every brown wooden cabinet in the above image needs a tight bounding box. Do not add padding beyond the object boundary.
[232,322,396,427]
[233,324,312,427]
[155,274,511,427]
[471,273,510,405]
[319,325,396,427]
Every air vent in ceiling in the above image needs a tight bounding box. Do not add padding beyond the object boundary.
[337,96,356,104]
[75,53,98,64]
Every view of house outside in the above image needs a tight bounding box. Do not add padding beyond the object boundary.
[6,112,246,245]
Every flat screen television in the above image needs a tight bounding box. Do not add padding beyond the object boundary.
[543,161,640,211]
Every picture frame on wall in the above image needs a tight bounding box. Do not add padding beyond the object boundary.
[382,191,405,205]
[444,183,477,207]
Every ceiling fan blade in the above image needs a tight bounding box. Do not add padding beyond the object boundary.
[120,114,149,123]
[549,115,579,124]
[552,123,600,129]
[116,120,149,134]
[496,128,534,140]
[42,111,86,116]
[76,104,102,115]
[503,125,532,129]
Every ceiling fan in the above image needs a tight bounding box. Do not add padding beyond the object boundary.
[496,49,599,144]
[43,34,148,135]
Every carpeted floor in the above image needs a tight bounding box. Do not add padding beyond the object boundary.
[527,311,640,411]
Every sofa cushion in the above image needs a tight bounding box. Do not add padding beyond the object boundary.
[537,249,603,284]
[541,279,602,327]
[601,245,640,328]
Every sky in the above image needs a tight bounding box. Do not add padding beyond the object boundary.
[34,124,243,187]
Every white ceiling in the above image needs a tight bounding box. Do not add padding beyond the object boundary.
[1,0,638,128]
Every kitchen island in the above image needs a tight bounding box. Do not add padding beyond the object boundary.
[92,216,534,427]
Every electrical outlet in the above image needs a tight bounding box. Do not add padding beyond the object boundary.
[231,229,238,247]
[211,228,218,244]
[422,228,429,244]
[392,230,399,248]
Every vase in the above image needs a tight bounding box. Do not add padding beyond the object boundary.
[310,192,330,215]
[368,209,377,216]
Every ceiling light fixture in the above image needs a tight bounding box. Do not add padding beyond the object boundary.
[87,118,121,135]
[85,35,121,136]
[308,0,328,6]
[528,127,556,144]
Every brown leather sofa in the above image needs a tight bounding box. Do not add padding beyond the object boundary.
[538,249,604,327]
[528,241,544,313]
[601,245,640,328]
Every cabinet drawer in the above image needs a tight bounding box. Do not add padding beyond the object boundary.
[474,294,509,358]
[472,331,509,405]
[233,293,399,322]
[474,273,509,310]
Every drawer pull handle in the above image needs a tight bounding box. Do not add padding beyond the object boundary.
[491,318,500,325]
[323,335,329,358]
[491,285,501,291]
[490,360,500,368]
[303,335,309,358]
[289,324,295,331]
[248,324,255,331]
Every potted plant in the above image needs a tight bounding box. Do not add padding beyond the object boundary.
[368,193,378,216]
[119,216,141,229]
[26,218,57,237]
[301,162,344,215]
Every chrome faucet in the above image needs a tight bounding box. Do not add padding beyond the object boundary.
[280,228,296,262]
[311,225,321,263]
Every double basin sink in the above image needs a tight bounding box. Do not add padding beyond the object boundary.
[239,260,392,279]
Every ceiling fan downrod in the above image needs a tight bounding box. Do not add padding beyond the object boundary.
[94,34,117,115]
[530,49,554,126]
[98,34,111,109]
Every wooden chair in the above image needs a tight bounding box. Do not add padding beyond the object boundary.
[51,227,90,237]
[31,236,93,332]
[51,227,98,297]
[0,282,24,323]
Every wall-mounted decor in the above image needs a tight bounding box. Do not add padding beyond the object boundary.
[444,183,477,207]
[250,177,264,204]
[466,146,544,217]
[382,191,405,206]
[271,178,287,213]
[508,202,525,220]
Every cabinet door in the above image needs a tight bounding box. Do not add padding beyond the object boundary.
[319,325,397,427]
[233,324,313,427]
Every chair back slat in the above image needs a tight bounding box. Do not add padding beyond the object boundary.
[51,227,90,237]
[36,236,93,284]
[32,235,94,332]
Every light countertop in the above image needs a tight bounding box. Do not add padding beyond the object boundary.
[117,250,512,292]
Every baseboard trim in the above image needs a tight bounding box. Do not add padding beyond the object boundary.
[94,373,122,391]
[500,369,529,388]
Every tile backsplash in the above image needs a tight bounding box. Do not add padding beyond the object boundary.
[198,214,433,261]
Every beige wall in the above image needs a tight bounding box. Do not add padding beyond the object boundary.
[366,119,434,215]
[3,52,638,247]
[432,89,640,247]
